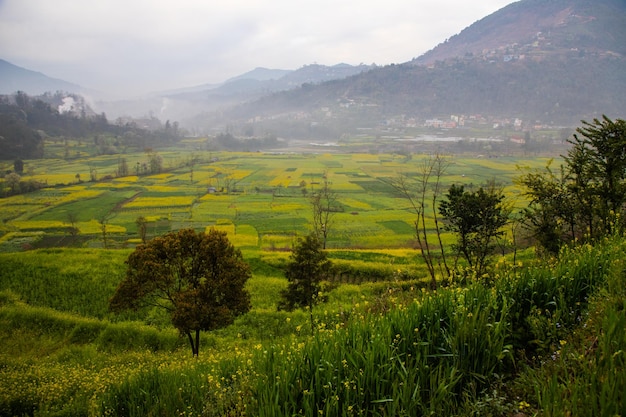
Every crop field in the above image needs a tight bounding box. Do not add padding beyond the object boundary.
[1,146,625,416]
[0,149,553,252]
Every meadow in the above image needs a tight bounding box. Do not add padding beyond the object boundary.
[1,145,623,416]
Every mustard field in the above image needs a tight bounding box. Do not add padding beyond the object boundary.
[0,149,553,252]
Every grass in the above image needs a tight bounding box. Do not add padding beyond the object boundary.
[0,236,624,415]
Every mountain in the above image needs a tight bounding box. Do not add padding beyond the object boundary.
[414,0,626,65]
[0,59,84,95]
[190,0,625,137]
[225,67,293,83]
[95,63,375,122]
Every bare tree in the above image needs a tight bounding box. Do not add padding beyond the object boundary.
[391,153,451,288]
[136,216,148,243]
[310,173,338,249]
[99,213,113,248]
[67,212,79,237]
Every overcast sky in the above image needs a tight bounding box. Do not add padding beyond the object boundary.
[0,0,514,97]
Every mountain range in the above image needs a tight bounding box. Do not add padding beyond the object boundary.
[1,0,625,137]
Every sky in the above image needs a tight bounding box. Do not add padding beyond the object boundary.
[0,0,515,97]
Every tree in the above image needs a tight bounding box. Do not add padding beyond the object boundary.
[439,183,509,278]
[5,172,21,195]
[517,160,577,255]
[147,151,163,174]
[136,216,148,243]
[109,228,251,356]
[67,212,79,237]
[278,233,332,332]
[117,157,129,177]
[13,159,24,174]
[518,116,626,252]
[311,174,339,249]
[391,153,451,288]
[565,116,626,238]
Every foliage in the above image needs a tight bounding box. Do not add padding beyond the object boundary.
[516,160,575,255]
[278,233,332,331]
[565,115,626,238]
[519,116,626,252]
[439,182,509,277]
[109,228,251,356]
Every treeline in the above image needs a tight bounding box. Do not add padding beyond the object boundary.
[0,91,182,160]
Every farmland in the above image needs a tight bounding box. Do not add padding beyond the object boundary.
[0,146,552,252]
[1,144,624,416]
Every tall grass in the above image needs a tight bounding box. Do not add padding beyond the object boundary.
[238,237,624,416]
[1,238,624,416]
[514,244,626,416]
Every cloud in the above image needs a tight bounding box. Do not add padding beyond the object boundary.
[0,0,513,97]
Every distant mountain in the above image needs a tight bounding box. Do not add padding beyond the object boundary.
[96,63,375,121]
[167,63,375,98]
[193,0,625,137]
[0,59,84,95]
[225,67,293,83]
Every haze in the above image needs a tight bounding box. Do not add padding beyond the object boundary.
[0,0,513,98]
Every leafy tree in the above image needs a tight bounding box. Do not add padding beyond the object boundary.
[519,116,626,252]
[565,116,626,238]
[4,172,21,194]
[109,228,251,356]
[278,233,332,332]
[517,161,577,255]
[439,183,509,278]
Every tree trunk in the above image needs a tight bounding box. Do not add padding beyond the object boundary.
[187,331,199,357]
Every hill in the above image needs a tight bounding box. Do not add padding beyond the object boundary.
[186,0,625,137]
[0,59,84,95]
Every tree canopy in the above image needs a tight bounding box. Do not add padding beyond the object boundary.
[519,116,626,253]
[439,183,509,277]
[109,228,251,356]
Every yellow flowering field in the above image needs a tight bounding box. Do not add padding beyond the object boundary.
[124,196,195,208]
[78,220,126,234]
[11,220,69,230]
[146,173,173,180]
[208,223,259,247]
[340,197,373,210]
[113,175,139,182]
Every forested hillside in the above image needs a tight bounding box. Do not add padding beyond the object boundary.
[0,92,181,160]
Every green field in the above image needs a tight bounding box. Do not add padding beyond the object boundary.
[2,148,623,416]
[0,149,553,252]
